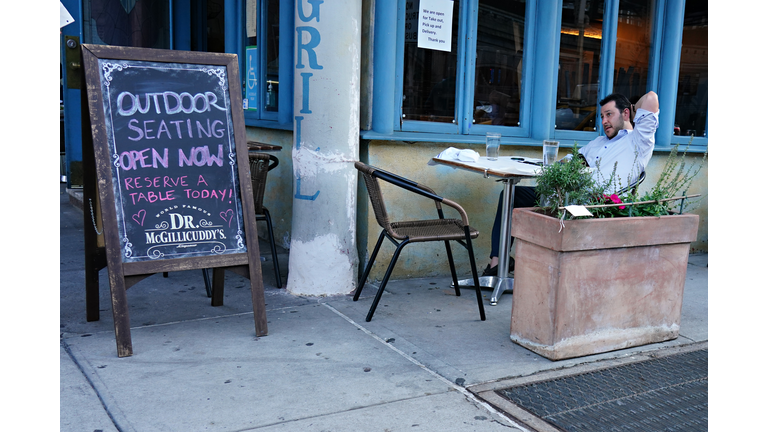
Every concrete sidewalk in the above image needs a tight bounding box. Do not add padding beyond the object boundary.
[60,184,708,431]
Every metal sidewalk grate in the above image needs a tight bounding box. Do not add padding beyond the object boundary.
[495,349,708,431]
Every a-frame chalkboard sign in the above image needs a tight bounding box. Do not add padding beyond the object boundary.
[81,44,267,357]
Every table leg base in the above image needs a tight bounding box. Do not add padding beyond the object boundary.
[452,276,514,306]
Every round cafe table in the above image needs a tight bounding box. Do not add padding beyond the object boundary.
[430,155,541,305]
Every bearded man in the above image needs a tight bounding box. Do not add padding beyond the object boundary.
[482,91,659,277]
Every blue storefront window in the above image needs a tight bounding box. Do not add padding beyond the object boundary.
[397,0,529,137]
[83,0,171,48]
[366,0,707,152]
[243,0,294,129]
[672,0,707,143]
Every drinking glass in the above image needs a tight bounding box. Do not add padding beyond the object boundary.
[543,140,559,165]
[486,133,501,160]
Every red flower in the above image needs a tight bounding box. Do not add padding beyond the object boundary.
[603,194,625,210]
[610,194,625,209]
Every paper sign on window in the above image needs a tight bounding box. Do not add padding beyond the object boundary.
[417,0,453,52]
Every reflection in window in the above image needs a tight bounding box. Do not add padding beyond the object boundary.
[245,0,279,114]
[556,0,603,132]
[402,0,460,123]
[83,0,169,48]
[265,0,280,112]
[203,0,226,52]
[675,0,707,137]
[246,1,257,47]
[614,0,653,105]
[472,0,526,127]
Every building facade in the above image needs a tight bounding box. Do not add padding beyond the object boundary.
[62,0,708,294]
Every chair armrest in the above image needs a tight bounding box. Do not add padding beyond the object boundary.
[438,198,471,227]
[267,154,279,171]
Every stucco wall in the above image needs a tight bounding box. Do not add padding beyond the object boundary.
[360,140,708,281]
[246,129,708,282]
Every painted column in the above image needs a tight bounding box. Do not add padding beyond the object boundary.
[287,0,361,296]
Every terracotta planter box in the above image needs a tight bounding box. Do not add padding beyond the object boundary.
[509,208,699,360]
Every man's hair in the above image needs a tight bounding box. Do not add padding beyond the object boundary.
[599,93,631,114]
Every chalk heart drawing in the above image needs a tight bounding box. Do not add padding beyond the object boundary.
[220,209,234,227]
[132,209,146,226]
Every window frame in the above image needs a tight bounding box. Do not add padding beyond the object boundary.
[369,0,708,152]
[553,0,707,151]
[240,0,295,129]
[552,0,607,144]
[668,0,708,148]
[394,0,534,139]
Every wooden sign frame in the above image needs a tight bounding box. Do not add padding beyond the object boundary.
[81,44,267,357]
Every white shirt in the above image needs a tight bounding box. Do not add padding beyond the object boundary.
[577,107,659,194]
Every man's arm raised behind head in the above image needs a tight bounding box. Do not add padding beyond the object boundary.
[630,91,659,123]
[635,91,659,113]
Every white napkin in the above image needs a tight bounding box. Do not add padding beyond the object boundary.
[428,147,480,165]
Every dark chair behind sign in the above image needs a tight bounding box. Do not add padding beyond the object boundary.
[248,152,282,288]
[353,161,486,322]
[200,152,282,295]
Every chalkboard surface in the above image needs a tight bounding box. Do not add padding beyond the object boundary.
[95,59,246,262]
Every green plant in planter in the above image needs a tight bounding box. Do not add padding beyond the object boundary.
[535,141,706,219]
[534,144,595,218]
[631,143,707,216]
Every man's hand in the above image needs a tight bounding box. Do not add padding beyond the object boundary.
[556,154,589,167]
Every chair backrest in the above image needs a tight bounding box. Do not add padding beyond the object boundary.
[618,170,646,196]
[355,161,392,232]
[249,153,279,214]
[355,161,473,239]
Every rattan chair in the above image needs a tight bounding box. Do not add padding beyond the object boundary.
[353,161,486,322]
[249,153,282,288]
[201,153,283,296]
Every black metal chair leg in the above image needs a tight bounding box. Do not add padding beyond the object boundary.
[202,268,212,298]
[354,230,387,300]
[443,240,461,296]
[366,239,409,322]
[464,228,485,321]
[262,209,282,288]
